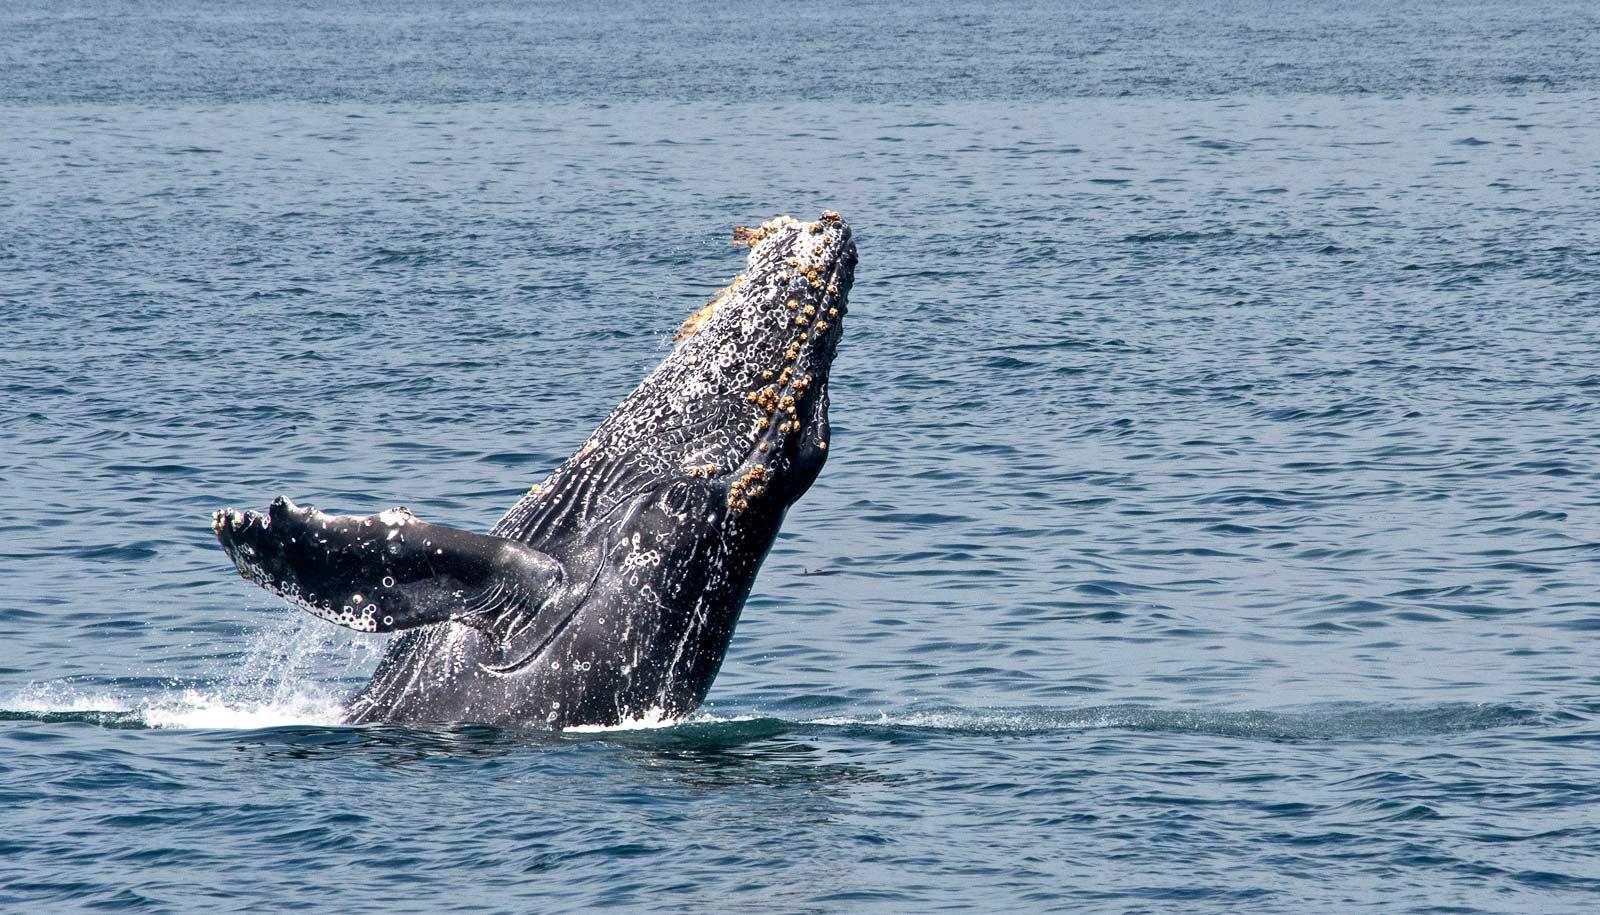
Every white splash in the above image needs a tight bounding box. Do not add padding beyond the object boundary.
[563,709,762,733]
[563,707,687,732]
[9,684,133,715]
[7,613,382,730]
[139,688,346,730]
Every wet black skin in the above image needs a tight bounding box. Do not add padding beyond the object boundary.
[214,214,856,727]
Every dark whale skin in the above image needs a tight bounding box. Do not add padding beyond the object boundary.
[214,213,857,728]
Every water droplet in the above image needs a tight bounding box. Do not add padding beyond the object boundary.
[382,576,395,588]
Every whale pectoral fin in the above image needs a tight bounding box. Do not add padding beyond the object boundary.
[213,498,564,635]
[352,529,565,636]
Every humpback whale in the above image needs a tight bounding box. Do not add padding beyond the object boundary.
[213,212,857,728]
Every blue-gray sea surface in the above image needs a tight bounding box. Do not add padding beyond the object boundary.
[3,1,1600,912]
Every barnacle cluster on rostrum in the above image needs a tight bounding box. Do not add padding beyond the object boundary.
[680,212,848,516]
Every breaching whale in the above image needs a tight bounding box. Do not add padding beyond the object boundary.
[213,212,857,728]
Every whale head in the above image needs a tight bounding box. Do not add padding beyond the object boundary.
[579,212,858,512]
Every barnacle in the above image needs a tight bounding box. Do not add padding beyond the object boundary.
[748,385,781,413]
[727,464,771,511]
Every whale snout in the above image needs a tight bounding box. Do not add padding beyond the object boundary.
[739,211,856,337]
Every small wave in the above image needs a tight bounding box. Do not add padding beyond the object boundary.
[567,702,1543,745]
[139,689,346,730]
[2,683,347,730]
[1,613,375,731]
[7,687,133,716]
[0,692,1543,745]
[805,702,1542,741]
[0,688,145,729]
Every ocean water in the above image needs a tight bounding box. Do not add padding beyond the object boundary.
[4,1,1600,911]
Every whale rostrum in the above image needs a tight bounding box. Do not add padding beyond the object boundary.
[213,212,857,728]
